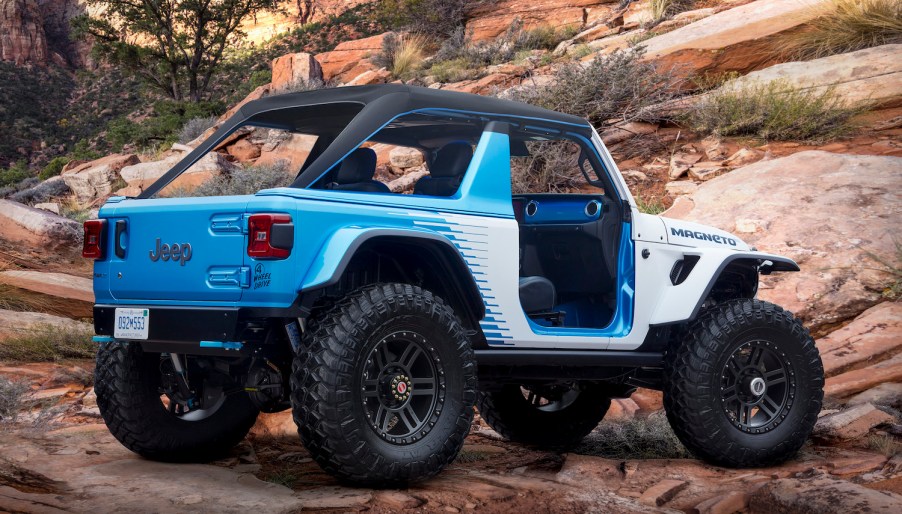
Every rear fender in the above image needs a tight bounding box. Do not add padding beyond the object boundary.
[299,226,485,320]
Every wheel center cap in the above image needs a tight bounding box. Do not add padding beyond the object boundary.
[391,374,411,400]
[748,377,766,396]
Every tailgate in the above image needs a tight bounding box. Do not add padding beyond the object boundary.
[103,197,250,302]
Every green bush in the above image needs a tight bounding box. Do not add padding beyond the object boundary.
[508,48,682,127]
[38,156,72,180]
[687,79,861,142]
[0,160,31,188]
[107,100,224,151]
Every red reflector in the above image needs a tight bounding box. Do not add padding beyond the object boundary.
[247,214,292,259]
[82,219,107,259]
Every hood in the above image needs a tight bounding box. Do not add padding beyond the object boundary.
[661,218,750,251]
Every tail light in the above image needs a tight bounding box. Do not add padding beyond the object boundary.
[82,219,107,259]
[247,213,293,259]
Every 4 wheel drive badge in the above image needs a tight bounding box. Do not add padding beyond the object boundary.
[149,238,192,266]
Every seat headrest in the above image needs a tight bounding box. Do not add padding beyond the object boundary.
[430,142,473,178]
[336,148,377,184]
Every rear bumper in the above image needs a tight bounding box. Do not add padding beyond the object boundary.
[94,304,241,344]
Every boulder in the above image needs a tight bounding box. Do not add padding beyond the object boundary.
[389,147,424,169]
[687,162,727,182]
[665,181,697,196]
[314,33,389,82]
[847,383,902,409]
[723,44,902,108]
[814,403,894,442]
[464,1,616,42]
[817,302,902,377]
[825,353,902,399]
[270,52,323,92]
[663,151,902,336]
[0,270,92,302]
[0,308,91,341]
[639,0,828,76]
[253,131,318,171]
[387,168,428,193]
[749,475,902,513]
[61,153,139,206]
[638,479,687,507]
[226,138,262,162]
[345,67,391,86]
[669,152,702,179]
[33,202,60,215]
[722,147,764,168]
[119,151,239,194]
[0,199,81,252]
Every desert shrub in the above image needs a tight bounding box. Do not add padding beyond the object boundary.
[10,178,70,205]
[511,141,586,194]
[376,0,470,39]
[0,377,30,422]
[577,411,691,460]
[508,48,682,127]
[0,323,96,362]
[182,161,294,197]
[784,0,902,60]
[0,177,40,199]
[178,116,219,144]
[38,156,72,181]
[426,21,575,83]
[687,79,861,142]
[374,33,428,79]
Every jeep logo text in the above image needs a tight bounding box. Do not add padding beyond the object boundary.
[670,228,737,246]
[149,238,193,265]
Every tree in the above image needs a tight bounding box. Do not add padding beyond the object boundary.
[73,0,280,102]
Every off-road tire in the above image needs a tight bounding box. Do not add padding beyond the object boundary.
[664,299,824,467]
[476,384,611,448]
[95,342,259,462]
[290,283,477,486]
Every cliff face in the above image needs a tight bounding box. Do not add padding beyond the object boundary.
[0,0,88,67]
[241,0,375,44]
[0,0,50,65]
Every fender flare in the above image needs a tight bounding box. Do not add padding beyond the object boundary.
[299,226,485,321]
[650,252,799,327]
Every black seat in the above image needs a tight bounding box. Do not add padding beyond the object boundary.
[519,276,556,314]
[413,142,473,196]
[329,148,389,193]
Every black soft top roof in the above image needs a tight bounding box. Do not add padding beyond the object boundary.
[139,85,591,198]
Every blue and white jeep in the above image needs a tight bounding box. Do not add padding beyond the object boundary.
[85,85,824,485]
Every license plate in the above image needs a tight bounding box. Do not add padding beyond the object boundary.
[114,308,149,340]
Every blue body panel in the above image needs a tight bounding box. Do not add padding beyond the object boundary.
[95,116,637,346]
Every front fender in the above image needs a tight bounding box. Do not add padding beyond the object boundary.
[648,249,799,326]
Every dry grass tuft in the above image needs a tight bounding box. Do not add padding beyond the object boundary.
[784,0,902,60]
[0,323,96,362]
[687,79,861,143]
